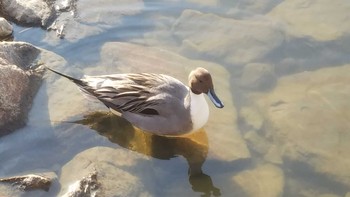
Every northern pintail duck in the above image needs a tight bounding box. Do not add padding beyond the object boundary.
[46,67,224,135]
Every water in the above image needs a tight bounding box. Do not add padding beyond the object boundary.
[2,0,350,196]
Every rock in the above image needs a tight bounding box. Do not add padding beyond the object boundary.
[224,0,282,14]
[186,0,219,7]
[239,106,264,130]
[249,64,350,187]
[318,194,341,197]
[240,63,276,90]
[61,171,99,197]
[172,10,284,65]
[0,17,12,39]
[244,130,270,155]
[264,144,283,164]
[59,147,152,196]
[0,173,55,191]
[98,41,250,162]
[232,164,284,197]
[0,0,56,27]
[268,0,350,41]
[45,0,144,43]
[0,42,44,137]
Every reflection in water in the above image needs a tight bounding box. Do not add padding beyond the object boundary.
[74,111,221,196]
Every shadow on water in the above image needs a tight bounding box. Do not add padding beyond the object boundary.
[73,111,221,196]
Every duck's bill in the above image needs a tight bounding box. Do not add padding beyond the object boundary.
[208,89,224,108]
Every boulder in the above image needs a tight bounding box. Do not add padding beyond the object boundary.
[0,17,12,39]
[268,0,350,41]
[172,10,284,65]
[240,63,276,90]
[0,0,56,27]
[45,0,144,42]
[0,173,56,192]
[186,0,219,7]
[59,147,152,196]
[0,42,44,137]
[249,64,350,187]
[232,164,284,197]
[223,0,282,14]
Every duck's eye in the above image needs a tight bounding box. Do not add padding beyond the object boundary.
[199,79,203,83]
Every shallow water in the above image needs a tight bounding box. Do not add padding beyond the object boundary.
[2,0,350,196]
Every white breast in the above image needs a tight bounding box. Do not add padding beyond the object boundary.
[189,91,209,131]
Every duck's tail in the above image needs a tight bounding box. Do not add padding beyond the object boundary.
[45,66,87,87]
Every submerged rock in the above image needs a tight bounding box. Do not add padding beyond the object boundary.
[0,17,12,39]
[250,64,350,187]
[268,0,350,41]
[232,164,284,197]
[59,147,152,196]
[0,42,44,137]
[240,63,276,91]
[172,10,284,65]
[0,0,56,27]
[45,0,144,43]
[0,173,54,191]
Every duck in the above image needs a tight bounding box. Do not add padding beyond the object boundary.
[46,67,224,136]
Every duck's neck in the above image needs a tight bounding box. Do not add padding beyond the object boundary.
[189,90,209,131]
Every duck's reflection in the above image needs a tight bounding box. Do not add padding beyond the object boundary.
[74,111,221,196]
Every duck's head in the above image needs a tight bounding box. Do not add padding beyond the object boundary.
[189,67,224,108]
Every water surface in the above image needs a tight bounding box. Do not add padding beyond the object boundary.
[2,0,350,196]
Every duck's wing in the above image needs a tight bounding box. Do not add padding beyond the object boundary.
[83,73,173,115]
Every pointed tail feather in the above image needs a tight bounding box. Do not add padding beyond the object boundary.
[45,66,87,87]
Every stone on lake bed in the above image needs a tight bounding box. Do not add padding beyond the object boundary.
[268,0,350,41]
[59,147,152,196]
[172,9,285,65]
[249,64,350,187]
[0,42,45,137]
[239,106,264,130]
[232,164,284,197]
[46,0,144,43]
[0,172,56,192]
[0,0,56,27]
[0,17,12,39]
[239,63,276,91]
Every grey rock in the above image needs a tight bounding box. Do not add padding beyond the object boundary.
[268,0,350,41]
[0,42,44,137]
[61,171,99,197]
[0,17,12,39]
[0,0,56,27]
[232,164,284,197]
[0,173,55,191]
[59,147,152,196]
[223,0,282,14]
[45,0,144,43]
[249,64,350,187]
[239,106,264,130]
[172,10,285,65]
[240,63,276,90]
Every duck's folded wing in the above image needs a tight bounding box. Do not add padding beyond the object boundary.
[93,86,161,115]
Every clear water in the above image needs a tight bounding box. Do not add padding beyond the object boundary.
[2,0,350,196]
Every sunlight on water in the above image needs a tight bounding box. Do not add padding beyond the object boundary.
[1,0,350,196]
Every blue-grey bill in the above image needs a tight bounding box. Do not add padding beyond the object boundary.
[208,89,224,108]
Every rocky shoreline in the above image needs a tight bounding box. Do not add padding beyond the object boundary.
[1,0,350,196]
